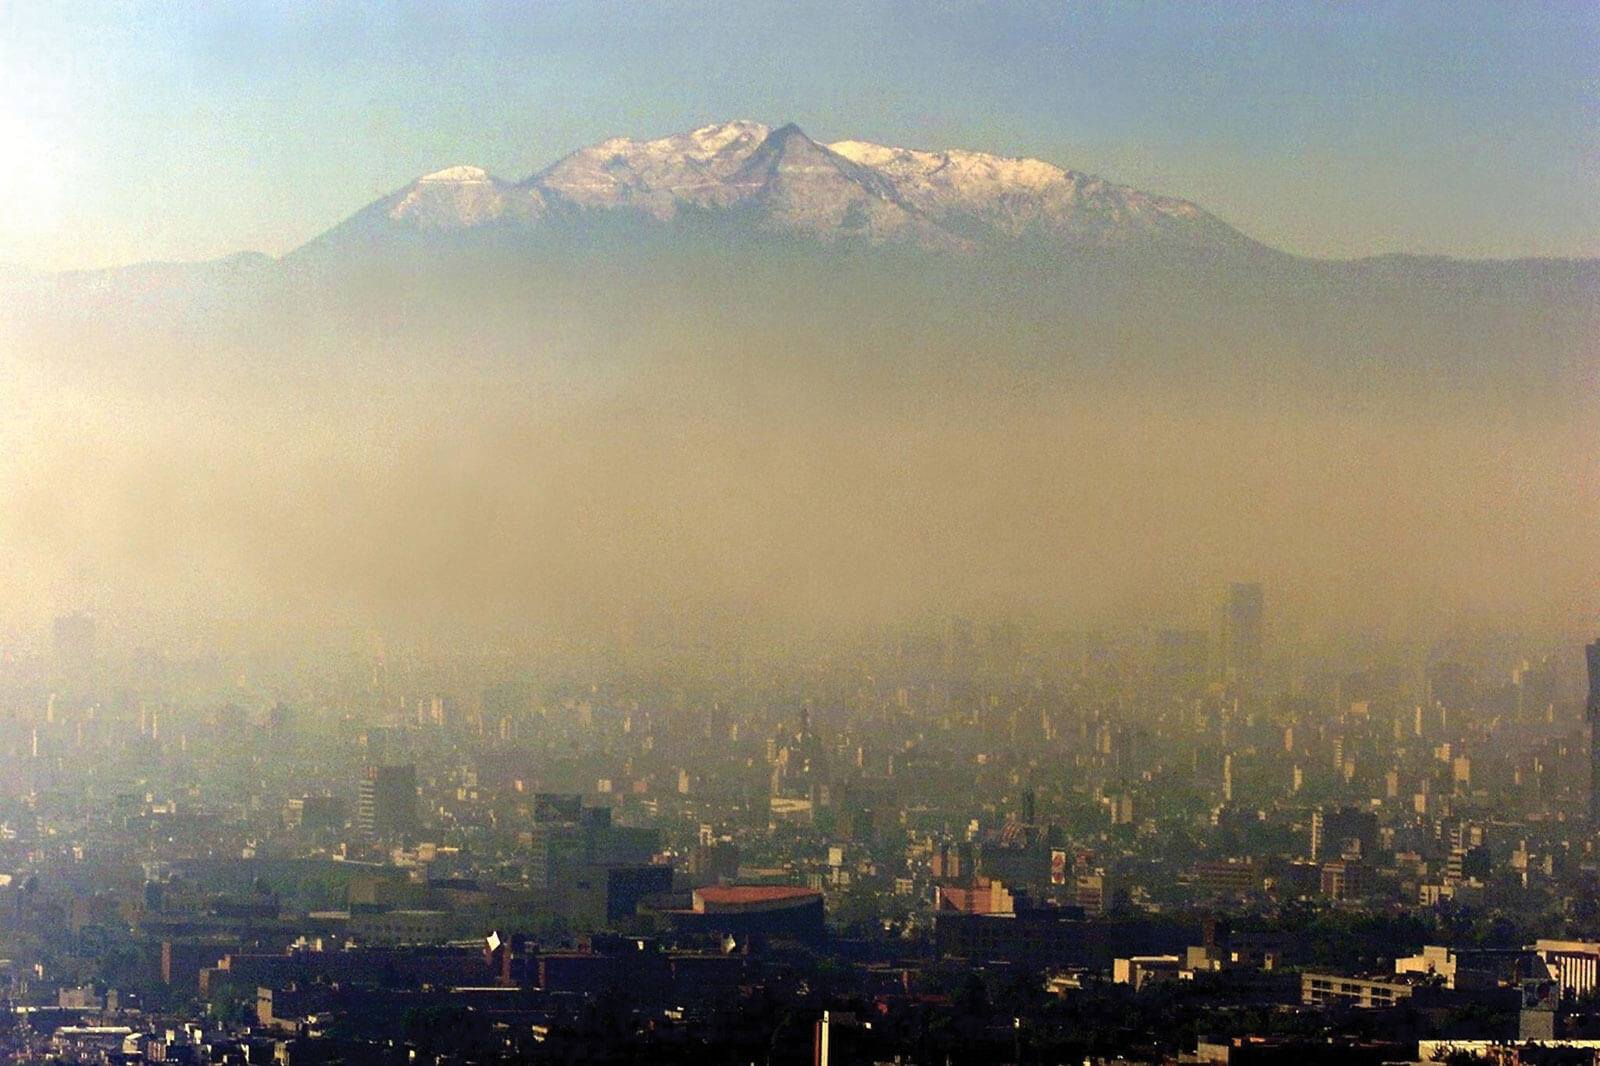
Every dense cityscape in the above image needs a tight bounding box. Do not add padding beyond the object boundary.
[0,597,1595,1063]
[4,4,1597,1064]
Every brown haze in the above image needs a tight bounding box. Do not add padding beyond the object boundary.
[2,254,1595,661]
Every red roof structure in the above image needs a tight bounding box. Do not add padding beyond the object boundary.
[692,885,821,913]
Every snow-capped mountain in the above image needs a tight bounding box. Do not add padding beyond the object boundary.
[824,138,1247,250]
[388,165,545,230]
[9,118,1594,402]
[534,119,773,218]
[298,120,1259,257]
[310,164,546,248]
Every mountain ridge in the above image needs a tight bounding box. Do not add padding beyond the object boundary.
[291,119,1273,261]
[9,120,1598,275]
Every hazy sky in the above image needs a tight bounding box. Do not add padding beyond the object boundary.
[1,1,1596,269]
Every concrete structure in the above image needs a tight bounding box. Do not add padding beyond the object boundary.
[1193,860,1260,898]
[935,877,1014,915]
[1114,955,1184,990]
[667,884,825,942]
[1394,944,1544,990]
[1300,972,1414,1008]
[1419,1039,1600,1063]
[1186,1038,1406,1064]
[1533,938,1600,999]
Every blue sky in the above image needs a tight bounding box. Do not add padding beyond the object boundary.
[2,1,1595,268]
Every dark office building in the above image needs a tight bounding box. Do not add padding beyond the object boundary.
[687,842,741,886]
[1310,806,1379,863]
[534,792,583,824]
[601,864,674,923]
[934,908,1189,970]
[529,802,660,896]
[529,823,585,890]
[358,765,419,840]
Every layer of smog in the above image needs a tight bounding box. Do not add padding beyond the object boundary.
[3,247,1595,664]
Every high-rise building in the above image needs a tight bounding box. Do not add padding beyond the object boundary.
[358,764,419,840]
[1221,583,1265,692]
[1586,639,1600,823]
[1515,657,1559,722]
[686,841,740,886]
[528,823,585,890]
[1310,805,1379,862]
[528,800,659,891]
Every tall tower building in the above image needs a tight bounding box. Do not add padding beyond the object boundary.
[1221,583,1265,693]
[1586,639,1600,823]
[358,764,420,840]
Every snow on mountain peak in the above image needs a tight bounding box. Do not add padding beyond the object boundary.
[332,120,1245,253]
[687,120,771,152]
[824,136,1219,243]
[532,119,774,219]
[418,165,492,183]
[385,165,545,230]
[830,141,1065,185]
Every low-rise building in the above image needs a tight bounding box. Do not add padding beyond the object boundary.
[1300,972,1414,1008]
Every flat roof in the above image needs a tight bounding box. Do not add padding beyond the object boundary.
[695,885,819,905]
